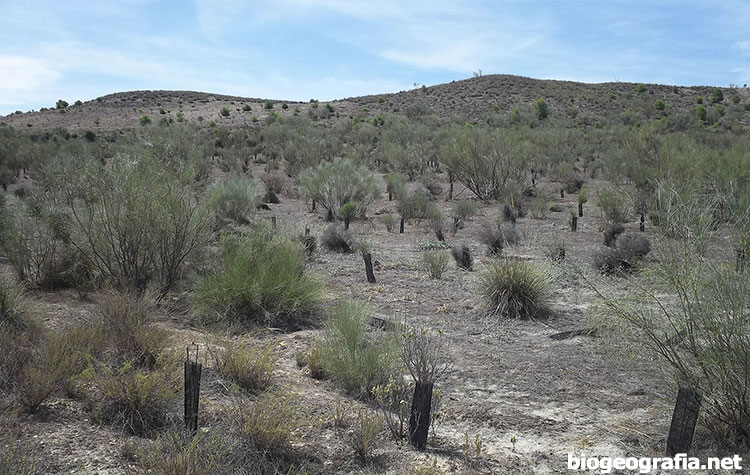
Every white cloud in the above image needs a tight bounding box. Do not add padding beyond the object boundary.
[0,56,60,91]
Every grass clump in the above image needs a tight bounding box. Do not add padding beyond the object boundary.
[479,260,551,319]
[423,250,450,279]
[0,281,31,331]
[316,301,401,397]
[239,388,307,451]
[194,228,322,327]
[210,342,274,393]
[133,429,235,475]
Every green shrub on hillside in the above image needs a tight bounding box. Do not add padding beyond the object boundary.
[193,227,322,326]
[300,159,382,218]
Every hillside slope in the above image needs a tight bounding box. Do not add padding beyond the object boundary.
[2,74,747,132]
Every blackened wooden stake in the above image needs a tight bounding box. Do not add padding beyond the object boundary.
[667,386,701,456]
[737,248,746,272]
[570,215,578,232]
[640,212,645,232]
[578,202,583,217]
[435,229,445,242]
[271,216,277,228]
[560,189,564,198]
[311,199,316,212]
[409,382,434,450]
[184,346,202,437]
[400,216,405,234]
[363,252,376,283]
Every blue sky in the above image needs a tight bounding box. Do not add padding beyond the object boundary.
[1,0,749,115]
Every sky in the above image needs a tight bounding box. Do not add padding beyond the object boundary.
[1,0,749,115]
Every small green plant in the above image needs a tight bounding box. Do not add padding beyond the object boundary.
[636,83,647,94]
[423,250,450,279]
[696,95,703,104]
[210,342,275,393]
[264,100,274,110]
[532,98,548,121]
[710,87,724,104]
[695,105,707,123]
[339,202,358,230]
[55,99,68,110]
[220,107,230,117]
[479,260,551,319]
[139,115,151,126]
[242,104,251,111]
[416,240,450,251]
[653,99,665,111]
[385,172,406,200]
[239,388,306,451]
[316,301,401,396]
[462,432,484,468]
[352,409,382,462]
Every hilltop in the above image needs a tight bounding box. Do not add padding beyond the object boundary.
[2,74,747,132]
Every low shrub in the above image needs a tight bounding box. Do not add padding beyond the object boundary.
[134,429,234,475]
[261,172,285,204]
[16,329,83,413]
[423,251,450,279]
[208,175,257,226]
[478,221,519,255]
[603,223,625,247]
[239,388,306,451]
[193,228,322,326]
[479,260,551,319]
[210,342,274,393]
[593,233,651,274]
[93,359,180,436]
[383,213,397,233]
[397,187,432,223]
[97,292,168,367]
[451,245,473,270]
[451,200,478,223]
[317,301,401,396]
[529,198,550,219]
[0,196,84,289]
[386,173,406,200]
[321,224,353,253]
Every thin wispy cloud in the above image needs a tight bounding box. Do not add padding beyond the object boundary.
[0,0,748,115]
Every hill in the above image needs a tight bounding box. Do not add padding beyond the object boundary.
[2,74,747,132]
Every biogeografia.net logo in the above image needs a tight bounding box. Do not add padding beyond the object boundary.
[567,453,743,473]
